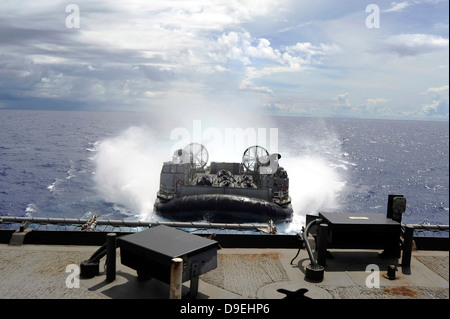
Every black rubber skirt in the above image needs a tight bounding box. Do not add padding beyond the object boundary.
[154,194,293,223]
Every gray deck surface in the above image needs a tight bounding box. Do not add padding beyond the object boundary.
[0,243,448,299]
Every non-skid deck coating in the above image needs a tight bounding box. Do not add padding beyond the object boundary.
[0,243,448,299]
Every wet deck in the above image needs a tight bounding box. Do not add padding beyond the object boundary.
[0,242,447,299]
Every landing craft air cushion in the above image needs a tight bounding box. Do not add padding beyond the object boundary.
[154,143,293,222]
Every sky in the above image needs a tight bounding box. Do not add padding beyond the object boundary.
[0,0,448,120]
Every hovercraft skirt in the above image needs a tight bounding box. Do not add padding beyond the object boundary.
[154,194,292,222]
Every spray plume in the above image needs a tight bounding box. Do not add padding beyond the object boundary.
[93,97,348,231]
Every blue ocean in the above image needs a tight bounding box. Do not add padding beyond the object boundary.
[0,109,448,234]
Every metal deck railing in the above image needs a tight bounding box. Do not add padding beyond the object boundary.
[0,216,276,234]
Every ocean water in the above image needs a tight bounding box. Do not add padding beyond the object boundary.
[0,109,448,234]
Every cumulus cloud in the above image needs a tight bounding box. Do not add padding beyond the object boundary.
[215,33,340,83]
[212,30,339,99]
[366,98,388,111]
[421,85,449,116]
[214,31,338,69]
[215,31,254,65]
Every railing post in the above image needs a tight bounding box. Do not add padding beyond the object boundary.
[106,233,116,282]
[170,258,183,299]
[317,223,328,267]
[402,225,414,268]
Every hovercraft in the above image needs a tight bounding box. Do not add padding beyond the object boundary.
[154,144,293,223]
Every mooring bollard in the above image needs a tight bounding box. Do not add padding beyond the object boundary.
[170,258,183,299]
[106,233,116,282]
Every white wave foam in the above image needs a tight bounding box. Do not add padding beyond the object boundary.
[66,162,76,180]
[25,203,38,216]
[281,155,347,234]
[93,123,349,230]
[93,126,167,220]
[47,179,61,193]
[86,141,100,152]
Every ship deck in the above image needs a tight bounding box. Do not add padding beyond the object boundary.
[0,235,447,300]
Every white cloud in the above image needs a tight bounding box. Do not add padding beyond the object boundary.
[239,78,273,94]
[216,31,253,65]
[248,38,281,61]
[382,34,449,56]
[421,85,449,115]
[214,30,339,80]
[426,85,449,93]
[384,1,412,12]
[422,99,440,113]
[0,0,448,120]
[215,32,284,65]
[335,93,351,107]
[366,98,388,110]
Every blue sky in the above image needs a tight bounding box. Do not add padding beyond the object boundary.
[0,0,448,120]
